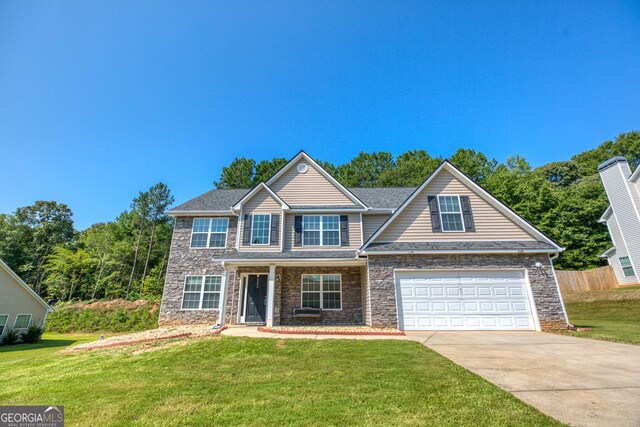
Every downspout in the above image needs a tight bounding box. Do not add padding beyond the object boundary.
[548,252,573,328]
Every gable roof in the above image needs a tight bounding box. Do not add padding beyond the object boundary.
[266,151,368,208]
[232,182,289,211]
[599,206,613,223]
[631,165,640,183]
[0,259,53,312]
[361,161,563,253]
[600,247,616,258]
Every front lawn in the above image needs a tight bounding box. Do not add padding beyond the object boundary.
[0,334,562,426]
[564,285,640,345]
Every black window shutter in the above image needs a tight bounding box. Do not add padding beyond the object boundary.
[427,196,442,232]
[270,213,280,245]
[460,196,475,232]
[340,215,349,246]
[294,216,303,247]
[243,214,252,244]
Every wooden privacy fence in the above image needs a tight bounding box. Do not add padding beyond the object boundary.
[555,265,618,292]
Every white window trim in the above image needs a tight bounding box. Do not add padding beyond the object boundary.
[437,194,466,233]
[620,257,636,277]
[300,274,342,311]
[13,313,32,330]
[250,214,272,246]
[190,218,229,249]
[181,275,222,310]
[302,215,341,246]
[0,314,8,335]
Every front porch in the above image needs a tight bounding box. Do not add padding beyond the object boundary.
[223,262,368,327]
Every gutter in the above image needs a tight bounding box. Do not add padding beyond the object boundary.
[166,209,236,216]
[359,248,563,256]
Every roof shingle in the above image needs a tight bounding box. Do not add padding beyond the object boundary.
[168,186,416,213]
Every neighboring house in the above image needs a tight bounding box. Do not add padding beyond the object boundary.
[159,151,569,331]
[0,259,53,336]
[598,156,640,285]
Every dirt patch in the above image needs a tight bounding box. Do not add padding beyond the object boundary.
[64,325,226,352]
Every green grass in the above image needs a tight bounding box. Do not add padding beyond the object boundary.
[46,299,159,333]
[564,285,640,345]
[0,333,99,365]
[0,335,562,426]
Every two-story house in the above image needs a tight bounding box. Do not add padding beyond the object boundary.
[598,156,640,285]
[159,151,569,331]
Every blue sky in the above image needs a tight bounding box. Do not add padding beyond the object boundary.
[1,1,639,229]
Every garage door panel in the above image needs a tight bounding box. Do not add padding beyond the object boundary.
[416,302,430,311]
[397,271,535,331]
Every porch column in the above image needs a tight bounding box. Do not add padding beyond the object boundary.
[218,266,229,326]
[266,264,276,327]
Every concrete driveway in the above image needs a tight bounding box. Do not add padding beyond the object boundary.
[406,331,640,427]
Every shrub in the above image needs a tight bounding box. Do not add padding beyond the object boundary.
[20,324,44,344]
[2,328,19,346]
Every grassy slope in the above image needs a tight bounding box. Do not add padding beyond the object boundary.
[0,335,562,427]
[564,285,640,345]
[46,299,159,333]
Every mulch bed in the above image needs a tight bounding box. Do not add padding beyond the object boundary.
[258,326,404,336]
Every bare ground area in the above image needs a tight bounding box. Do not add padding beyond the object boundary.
[64,325,224,352]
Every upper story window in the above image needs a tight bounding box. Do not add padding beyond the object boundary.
[303,215,340,246]
[251,214,271,245]
[438,195,464,232]
[191,218,229,248]
[620,257,636,277]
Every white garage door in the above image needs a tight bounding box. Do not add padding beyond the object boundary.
[396,270,536,331]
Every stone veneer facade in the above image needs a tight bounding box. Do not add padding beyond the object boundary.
[159,218,567,331]
[158,216,238,326]
[366,254,568,331]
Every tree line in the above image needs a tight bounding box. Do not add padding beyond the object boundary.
[0,184,173,302]
[216,131,640,271]
[0,131,637,302]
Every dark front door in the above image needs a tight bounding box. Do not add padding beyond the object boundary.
[246,274,268,323]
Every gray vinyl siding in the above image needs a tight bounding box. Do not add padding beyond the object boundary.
[238,188,281,252]
[377,170,535,242]
[362,213,391,242]
[0,267,48,334]
[283,213,362,251]
[600,163,640,283]
[270,160,358,206]
[605,213,637,285]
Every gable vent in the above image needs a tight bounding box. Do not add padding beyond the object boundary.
[297,163,309,173]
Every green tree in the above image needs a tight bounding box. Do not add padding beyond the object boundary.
[214,157,256,188]
[254,158,288,184]
[0,201,75,293]
[449,148,497,183]
[141,183,174,290]
[127,191,150,296]
[536,161,580,187]
[378,150,442,186]
[571,131,640,176]
[337,151,395,187]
